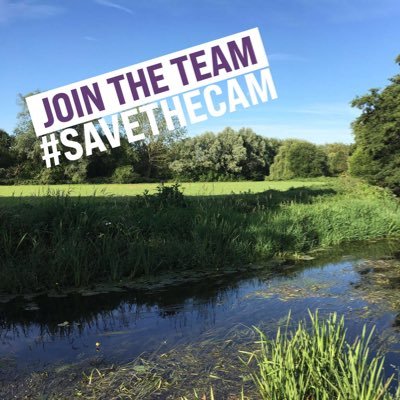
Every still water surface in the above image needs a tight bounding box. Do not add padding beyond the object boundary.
[1,240,400,380]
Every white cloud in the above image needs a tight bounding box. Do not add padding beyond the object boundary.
[0,0,64,24]
[94,0,133,15]
[296,0,400,22]
[84,36,97,42]
[189,122,354,144]
[286,102,359,117]
[247,124,353,144]
[269,53,308,62]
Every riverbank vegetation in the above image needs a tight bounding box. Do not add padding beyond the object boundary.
[244,311,400,400]
[0,52,399,400]
[1,177,399,294]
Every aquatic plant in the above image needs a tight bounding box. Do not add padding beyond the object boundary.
[242,311,400,400]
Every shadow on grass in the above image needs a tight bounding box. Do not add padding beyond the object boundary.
[190,187,338,212]
[0,185,337,207]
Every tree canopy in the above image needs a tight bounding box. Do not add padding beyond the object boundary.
[269,139,328,180]
[349,55,400,194]
[0,93,352,184]
[169,128,281,181]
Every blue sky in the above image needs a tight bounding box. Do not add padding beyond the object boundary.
[0,0,399,144]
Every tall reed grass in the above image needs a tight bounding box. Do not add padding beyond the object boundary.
[1,178,399,293]
[242,311,400,400]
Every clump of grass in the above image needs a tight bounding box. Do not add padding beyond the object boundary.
[241,311,400,400]
[248,184,400,257]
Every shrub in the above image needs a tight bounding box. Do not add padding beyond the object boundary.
[112,165,140,183]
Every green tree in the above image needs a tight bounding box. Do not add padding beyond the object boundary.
[132,108,186,179]
[170,128,279,181]
[112,165,140,183]
[37,165,66,184]
[0,129,15,169]
[12,93,45,179]
[270,139,328,180]
[211,127,246,179]
[349,55,400,193]
[321,143,350,176]
[237,128,269,180]
[169,132,216,180]
[170,128,246,181]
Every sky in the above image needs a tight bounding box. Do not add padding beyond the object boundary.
[0,0,399,144]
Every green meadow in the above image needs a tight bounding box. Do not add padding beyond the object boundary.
[0,179,329,198]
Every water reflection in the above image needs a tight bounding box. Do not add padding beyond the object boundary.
[1,239,400,375]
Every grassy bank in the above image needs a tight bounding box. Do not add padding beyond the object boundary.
[1,177,399,293]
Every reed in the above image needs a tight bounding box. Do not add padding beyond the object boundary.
[242,311,400,400]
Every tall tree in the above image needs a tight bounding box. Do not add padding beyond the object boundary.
[270,139,328,179]
[349,55,400,193]
[321,143,350,176]
[238,128,277,180]
[132,107,186,179]
[12,93,46,179]
[211,127,247,178]
[170,128,280,181]
[0,129,15,169]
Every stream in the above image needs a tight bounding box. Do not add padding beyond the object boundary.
[2,240,400,395]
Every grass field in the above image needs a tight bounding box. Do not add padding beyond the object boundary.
[0,180,330,198]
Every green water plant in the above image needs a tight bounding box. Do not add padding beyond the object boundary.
[241,311,400,400]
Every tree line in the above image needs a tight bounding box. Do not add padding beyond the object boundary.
[2,54,399,187]
[0,100,351,184]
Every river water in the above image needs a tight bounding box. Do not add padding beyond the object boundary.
[1,240,400,395]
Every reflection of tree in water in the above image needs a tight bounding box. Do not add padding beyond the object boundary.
[1,240,398,347]
[0,272,255,346]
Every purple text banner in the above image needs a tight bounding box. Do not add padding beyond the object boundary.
[26,28,269,137]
